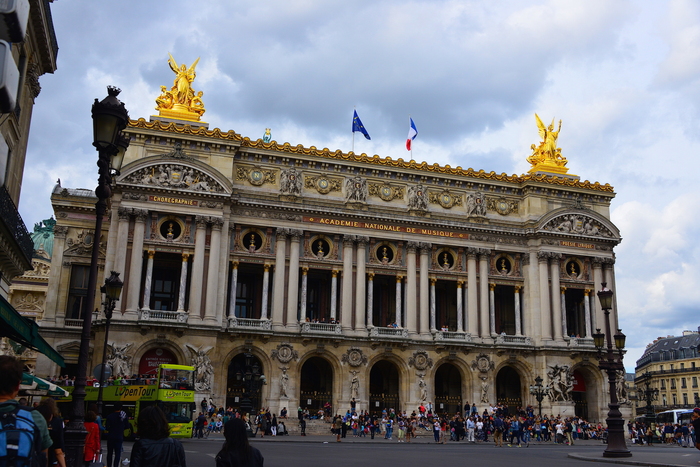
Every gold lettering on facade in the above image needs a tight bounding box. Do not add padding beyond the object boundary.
[149,195,198,206]
[305,217,466,239]
[559,241,594,249]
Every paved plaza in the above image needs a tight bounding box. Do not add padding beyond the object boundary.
[111,433,700,467]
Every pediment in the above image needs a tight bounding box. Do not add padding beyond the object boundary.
[538,208,620,241]
[118,155,232,195]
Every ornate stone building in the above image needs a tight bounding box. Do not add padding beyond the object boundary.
[33,62,629,422]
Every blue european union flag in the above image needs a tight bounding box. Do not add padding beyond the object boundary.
[352,110,371,140]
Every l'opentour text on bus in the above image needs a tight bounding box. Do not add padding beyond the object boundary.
[58,364,195,438]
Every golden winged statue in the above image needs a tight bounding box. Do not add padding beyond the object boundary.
[154,54,206,122]
[526,113,570,175]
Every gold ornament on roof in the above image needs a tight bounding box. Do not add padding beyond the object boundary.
[526,114,571,175]
[154,54,206,122]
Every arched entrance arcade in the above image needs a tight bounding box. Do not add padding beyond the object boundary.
[496,366,522,409]
[369,360,400,415]
[434,362,462,415]
[226,352,265,414]
[299,357,333,413]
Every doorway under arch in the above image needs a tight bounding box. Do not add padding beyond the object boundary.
[299,357,333,413]
[226,353,265,414]
[369,360,400,415]
[496,366,522,409]
[434,362,462,415]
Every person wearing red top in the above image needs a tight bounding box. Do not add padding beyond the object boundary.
[84,411,102,466]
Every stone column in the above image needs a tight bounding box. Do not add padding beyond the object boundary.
[604,258,619,330]
[204,218,223,323]
[549,253,563,341]
[478,250,490,338]
[538,252,552,340]
[354,237,368,331]
[227,260,238,317]
[514,285,522,336]
[429,278,437,331]
[112,208,130,289]
[366,272,374,327]
[419,243,431,335]
[560,286,567,337]
[272,229,287,327]
[286,230,301,326]
[341,236,354,332]
[395,275,403,328]
[406,242,418,335]
[522,252,537,338]
[216,217,231,324]
[125,209,148,316]
[330,270,338,320]
[142,250,155,311]
[103,205,120,277]
[44,225,68,325]
[298,266,307,322]
[467,248,478,335]
[489,283,496,336]
[592,258,604,334]
[261,264,271,320]
[189,216,208,318]
[456,280,464,332]
[584,288,592,337]
[177,253,190,312]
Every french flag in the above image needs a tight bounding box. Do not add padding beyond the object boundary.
[406,118,417,151]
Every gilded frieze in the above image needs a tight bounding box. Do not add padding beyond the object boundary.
[429,190,462,209]
[487,197,519,216]
[236,166,276,187]
[368,182,404,202]
[304,174,342,195]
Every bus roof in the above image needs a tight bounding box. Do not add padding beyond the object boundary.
[159,364,195,371]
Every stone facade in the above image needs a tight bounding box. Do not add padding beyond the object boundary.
[34,114,631,422]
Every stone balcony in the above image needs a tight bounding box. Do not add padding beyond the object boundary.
[227,317,272,331]
[494,334,533,346]
[300,322,342,335]
[368,326,409,339]
[433,331,473,342]
[138,309,189,324]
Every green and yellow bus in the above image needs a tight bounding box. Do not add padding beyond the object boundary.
[59,364,195,438]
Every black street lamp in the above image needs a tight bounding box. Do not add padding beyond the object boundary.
[639,371,658,428]
[236,352,266,419]
[593,282,631,458]
[64,87,129,467]
[96,271,123,416]
[530,375,547,417]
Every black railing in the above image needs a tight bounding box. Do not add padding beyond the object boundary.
[0,185,33,265]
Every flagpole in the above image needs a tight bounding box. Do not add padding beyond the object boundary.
[409,115,413,159]
[352,107,356,153]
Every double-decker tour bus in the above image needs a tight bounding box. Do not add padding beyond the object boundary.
[58,364,195,438]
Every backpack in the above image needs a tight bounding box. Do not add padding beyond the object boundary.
[0,405,42,467]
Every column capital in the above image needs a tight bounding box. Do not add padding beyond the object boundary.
[478,248,491,257]
[117,207,131,221]
[457,280,464,288]
[419,242,432,254]
[276,228,288,240]
[406,241,418,253]
[514,285,522,293]
[560,286,567,294]
[343,235,355,247]
[134,208,149,222]
[537,251,550,263]
[368,272,375,280]
[289,229,303,241]
[584,288,591,295]
[591,256,605,267]
[429,277,437,285]
[301,266,309,274]
[332,270,338,278]
[211,217,224,230]
[147,250,155,259]
[195,215,208,228]
[264,264,271,272]
[181,252,190,260]
[550,252,562,261]
[356,236,369,247]
[231,260,239,268]
[489,283,496,291]
[396,275,403,282]
[54,225,68,239]
[603,257,615,266]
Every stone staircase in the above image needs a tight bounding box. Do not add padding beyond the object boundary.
[282,418,333,436]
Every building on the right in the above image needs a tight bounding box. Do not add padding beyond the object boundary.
[634,328,700,416]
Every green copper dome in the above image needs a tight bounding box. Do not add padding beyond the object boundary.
[30,217,55,259]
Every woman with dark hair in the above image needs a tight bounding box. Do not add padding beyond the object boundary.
[37,398,67,467]
[216,418,263,467]
[130,406,187,467]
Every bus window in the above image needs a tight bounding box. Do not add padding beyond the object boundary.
[159,366,194,390]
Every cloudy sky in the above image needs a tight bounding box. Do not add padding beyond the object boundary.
[20,0,700,371]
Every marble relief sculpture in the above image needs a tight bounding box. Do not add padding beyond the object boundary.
[186,344,214,392]
[345,175,368,202]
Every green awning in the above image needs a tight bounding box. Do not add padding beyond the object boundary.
[0,294,64,367]
[20,373,69,397]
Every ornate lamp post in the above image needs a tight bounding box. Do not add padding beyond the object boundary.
[593,282,631,458]
[530,375,547,417]
[236,352,266,419]
[96,271,123,416]
[64,87,129,467]
[639,371,658,428]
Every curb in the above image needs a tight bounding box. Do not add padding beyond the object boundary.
[568,453,690,467]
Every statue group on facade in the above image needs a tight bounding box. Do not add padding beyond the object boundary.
[155,54,205,120]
